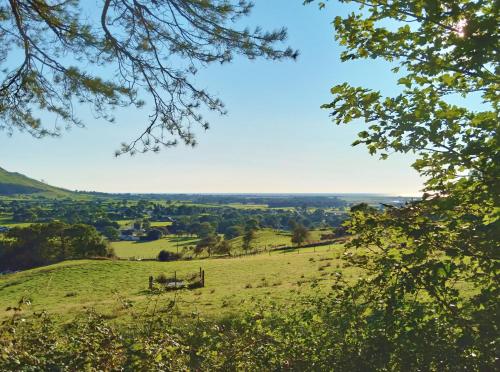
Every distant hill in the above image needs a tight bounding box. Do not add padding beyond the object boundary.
[0,166,72,197]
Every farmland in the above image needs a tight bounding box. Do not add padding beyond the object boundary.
[111,236,199,259]
[111,228,327,259]
[0,244,350,322]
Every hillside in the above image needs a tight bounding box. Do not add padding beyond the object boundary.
[0,166,72,197]
[0,244,350,321]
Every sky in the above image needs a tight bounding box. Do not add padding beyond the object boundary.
[0,0,424,196]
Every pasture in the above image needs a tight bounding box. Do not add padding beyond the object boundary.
[112,236,198,259]
[0,244,351,322]
[111,228,327,259]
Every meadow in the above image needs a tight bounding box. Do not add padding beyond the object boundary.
[111,236,199,259]
[0,244,351,322]
[0,213,33,228]
[111,228,327,259]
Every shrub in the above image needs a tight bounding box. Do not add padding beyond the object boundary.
[157,250,180,262]
[142,228,163,241]
[155,273,168,284]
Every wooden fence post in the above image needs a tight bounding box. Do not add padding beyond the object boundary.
[149,275,153,290]
[201,270,205,287]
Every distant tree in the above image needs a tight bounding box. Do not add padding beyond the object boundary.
[188,222,202,237]
[1,0,296,153]
[224,225,244,240]
[349,203,376,213]
[145,229,163,241]
[63,224,110,258]
[102,226,120,241]
[214,240,232,256]
[291,224,310,247]
[157,250,179,262]
[0,222,110,271]
[12,207,36,222]
[133,220,142,230]
[142,219,151,231]
[198,222,215,239]
[242,228,256,253]
[245,219,260,231]
[154,226,170,236]
[333,225,348,238]
[194,234,220,257]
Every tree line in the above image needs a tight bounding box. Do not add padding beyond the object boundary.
[0,222,113,272]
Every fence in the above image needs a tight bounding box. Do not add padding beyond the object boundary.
[149,267,205,290]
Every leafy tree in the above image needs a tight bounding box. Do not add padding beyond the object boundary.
[195,234,220,256]
[63,224,109,258]
[349,202,376,213]
[142,219,151,231]
[306,0,499,367]
[214,239,232,256]
[198,222,215,239]
[242,228,255,253]
[0,222,109,271]
[133,220,142,230]
[245,218,259,231]
[291,223,310,247]
[12,207,37,222]
[145,228,163,241]
[188,222,202,237]
[157,249,179,262]
[224,225,243,240]
[102,226,120,241]
[1,0,296,154]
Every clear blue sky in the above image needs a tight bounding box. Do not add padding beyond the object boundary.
[1,0,423,195]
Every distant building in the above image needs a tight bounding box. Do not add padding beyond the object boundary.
[121,229,135,236]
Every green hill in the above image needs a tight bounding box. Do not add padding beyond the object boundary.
[0,244,349,321]
[0,166,72,197]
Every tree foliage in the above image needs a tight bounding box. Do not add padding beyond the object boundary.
[242,227,255,252]
[291,223,310,247]
[0,222,110,271]
[0,0,297,154]
[306,0,499,366]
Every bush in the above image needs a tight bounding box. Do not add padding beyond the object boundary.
[157,250,180,262]
[155,273,168,284]
[2,298,495,371]
[141,228,163,241]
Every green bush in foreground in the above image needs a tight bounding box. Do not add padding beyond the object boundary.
[1,282,495,372]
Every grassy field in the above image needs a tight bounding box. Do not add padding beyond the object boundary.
[111,229,327,259]
[0,214,35,228]
[115,220,173,228]
[0,244,352,322]
[112,236,199,259]
[228,228,324,251]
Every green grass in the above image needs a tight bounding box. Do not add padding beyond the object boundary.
[150,221,173,227]
[111,229,327,259]
[0,244,351,322]
[228,228,325,252]
[116,220,172,228]
[0,166,73,198]
[112,236,199,259]
[0,214,37,228]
